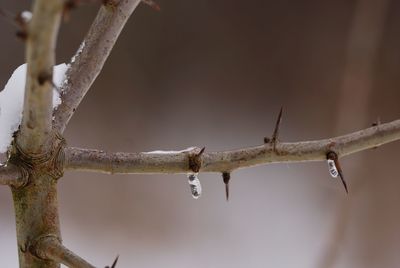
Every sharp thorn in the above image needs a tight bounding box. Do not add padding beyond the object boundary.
[222,172,231,201]
[339,173,348,194]
[105,255,119,268]
[225,183,229,201]
[271,106,283,151]
[335,158,348,194]
[327,151,349,194]
[198,147,205,156]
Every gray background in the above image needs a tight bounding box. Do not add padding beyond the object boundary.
[1,0,400,267]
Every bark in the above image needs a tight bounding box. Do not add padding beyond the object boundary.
[65,119,400,174]
[53,0,141,133]
[12,1,64,267]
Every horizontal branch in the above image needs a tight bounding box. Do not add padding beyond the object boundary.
[65,119,400,174]
[34,235,95,268]
[53,0,141,133]
[0,165,26,187]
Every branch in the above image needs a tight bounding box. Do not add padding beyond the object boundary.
[34,235,95,268]
[0,165,26,188]
[53,0,142,133]
[65,119,400,174]
[17,0,64,154]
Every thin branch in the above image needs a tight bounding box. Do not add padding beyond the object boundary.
[65,119,400,174]
[34,235,95,268]
[53,0,142,133]
[0,165,26,188]
[17,0,64,154]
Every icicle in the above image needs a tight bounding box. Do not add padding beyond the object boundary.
[327,159,338,178]
[187,173,202,199]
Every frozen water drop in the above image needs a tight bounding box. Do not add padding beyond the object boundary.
[327,159,338,178]
[187,173,201,199]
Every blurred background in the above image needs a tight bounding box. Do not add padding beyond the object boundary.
[1,0,400,267]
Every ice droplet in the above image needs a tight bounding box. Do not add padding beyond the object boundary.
[187,173,201,199]
[327,159,338,178]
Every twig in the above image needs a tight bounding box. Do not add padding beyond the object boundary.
[53,0,142,133]
[17,0,64,154]
[65,119,400,174]
[34,235,96,268]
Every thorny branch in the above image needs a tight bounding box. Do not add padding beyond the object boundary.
[65,119,400,174]
[53,0,142,133]
[0,0,399,266]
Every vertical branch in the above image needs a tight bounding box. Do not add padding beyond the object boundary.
[10,2,65,267]
[53,0,142,133]
[17,0,64,154]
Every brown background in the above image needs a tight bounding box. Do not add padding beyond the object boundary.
[1,0,400,267]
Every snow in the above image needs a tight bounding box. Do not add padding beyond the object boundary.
[71,41,85,64]
[143,147,197,154]
[0,63,68,154]
[187,172,202,199]
[327,159,338,178]
[20,11,32,22]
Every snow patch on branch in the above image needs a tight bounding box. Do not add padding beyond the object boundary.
[71,41,85,64]
[0,63,68,154]
[143,147,197,154]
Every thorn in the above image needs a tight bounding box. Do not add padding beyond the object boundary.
[265,107,283,151]
[188,147,205,173]
[198,147,205,156]
[222,172,230,201]
[141,0,161,11]
[0,8,29,40]
[105,255,119,268]
[326,151,348,194]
